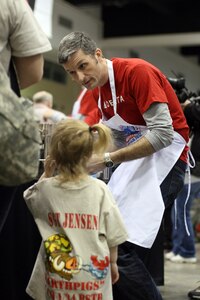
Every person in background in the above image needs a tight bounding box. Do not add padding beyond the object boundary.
[189,283,200,300]
[0,0,52,299]
[32,90,68,179]
[165,97,200,264]
[32,90,68,123]
[71,87,100,125]
[23,119,128,300]
[186,98,200,299]
[57,31,189,300]
[167,181,200,263]
[162,97,200,298]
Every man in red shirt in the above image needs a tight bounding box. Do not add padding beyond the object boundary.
[58,31,189,300]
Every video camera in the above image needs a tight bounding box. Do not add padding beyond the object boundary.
[167,77,190,103]
[167,76,200,104]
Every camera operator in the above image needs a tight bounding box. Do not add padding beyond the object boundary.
[165,78,200,298]
[167,77,200,177]
[183,98,200,176]
[181,98,200,299]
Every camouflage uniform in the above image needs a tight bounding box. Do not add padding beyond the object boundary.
[0,62,41,186]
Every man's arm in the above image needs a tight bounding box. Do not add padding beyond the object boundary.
[13,54,44,89]
[110,135,155,164]
[111,103,174,164]
[87,102,174,173]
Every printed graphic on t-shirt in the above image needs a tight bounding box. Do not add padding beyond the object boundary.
[44,234,109,281]
[112,125,147,147]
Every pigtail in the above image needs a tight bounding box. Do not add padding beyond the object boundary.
[90,123,113,154]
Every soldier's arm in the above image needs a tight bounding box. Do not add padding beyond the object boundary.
[13,54,44,89]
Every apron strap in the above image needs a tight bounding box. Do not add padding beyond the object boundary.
[106,59,117,115]
[176,149,195,236]
[98,60,118,117]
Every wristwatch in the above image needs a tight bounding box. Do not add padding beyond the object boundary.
[104,153,114,168]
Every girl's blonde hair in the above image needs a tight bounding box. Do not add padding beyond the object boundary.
[49,119,113,181]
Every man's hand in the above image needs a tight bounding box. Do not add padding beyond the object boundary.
[87,153,106,174]
[181,99,191,111]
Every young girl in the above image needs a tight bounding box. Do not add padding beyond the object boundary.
[24,119,128,300]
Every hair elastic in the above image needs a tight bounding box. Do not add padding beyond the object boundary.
[89,126,93,133]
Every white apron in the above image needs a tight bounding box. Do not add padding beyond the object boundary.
[99,59,186,248]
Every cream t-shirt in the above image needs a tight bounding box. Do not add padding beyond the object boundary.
[0,0,52,73]
[24,176,128,300]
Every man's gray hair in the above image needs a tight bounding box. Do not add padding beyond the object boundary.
[32,91,53,106]
[58,31,97,64]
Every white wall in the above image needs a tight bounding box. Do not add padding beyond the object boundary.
[136,47,200,92]
[46,1,200,93]
[104,47,200,92]
[49,0,103,50]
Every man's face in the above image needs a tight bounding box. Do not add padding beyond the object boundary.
[62,49,106,90]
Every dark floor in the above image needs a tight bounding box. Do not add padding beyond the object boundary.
[159,243,200,300]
